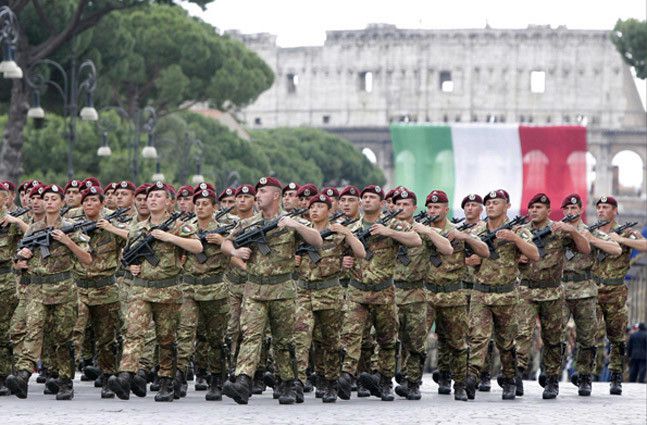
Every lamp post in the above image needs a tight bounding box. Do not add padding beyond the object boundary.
[25,57,98,179]
[0,6,23,79]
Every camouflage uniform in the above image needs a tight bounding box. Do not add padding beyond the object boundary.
[467,220,533,382]
[0,211,21,381]
[516,220,570,380]
[15,217,90,380]
[118,216,196,378]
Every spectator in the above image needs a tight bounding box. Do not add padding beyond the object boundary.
[627,323,647,383]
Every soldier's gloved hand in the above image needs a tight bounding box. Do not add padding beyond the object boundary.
[294,255,302,267]
[464,254,481,267]
[341,255,354,269]
[129,264,141,276]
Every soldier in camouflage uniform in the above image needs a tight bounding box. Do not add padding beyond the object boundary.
[108,182,202,402]
[560,194,622,396]
[465,189,539,400]
[221,176,323,405]
[103,182,119,211]
[7,184,92,400]
[293,193,365,403]
[592,195,645,395]
[389,189,454,400]
[516,193,590,399]
[282,182,300,213]
[337,185,422,402]
[0,184,28,396]
[321,187,340,214]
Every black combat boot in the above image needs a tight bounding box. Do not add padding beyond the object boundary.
[542,375,559,399]
[35,368,48,384]
[465,374,477,400]
[79,359,94,381]
[358,372,382,398]
[94,374,103,388]
[186,363,194,381]
[356,378,371,397]
[454,382,468,402]
[173,370,186,399]
[337,372,353,400]
[55,378,74,400]
[262,370,276,389]
[108,372,132,400]
[6,370,30,399]
[194,368,208,391]
[294,379,305,403]
[501,377,517,400]
[478,371,491,392]
[278,379,297,405]
[577,374,592,396]
[272,379,281,399]
[223,374,251,404]
[149,370,160,391]
[101,374,115,399]
[394,377,409,398]
[154,377,174,402]
[131,369,148,397]
[438,371,452,395]
[0,375,11,396]
[205,374,222,401]
[315,375,325,399]
[379,374,394,401]
[610,372,623,395]
[251,370,266,394]
[515,368,524,396]
[432,369,440,383]
[45,376,60,394]
[538,372,547,388]
[304,374,315,393]
[406,380,422,401]
[322,379,337,403]
[83,365,102,381]
[570,372,579,387]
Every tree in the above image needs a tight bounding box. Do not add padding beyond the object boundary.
[611,19,647,79]
[0,0,214,182]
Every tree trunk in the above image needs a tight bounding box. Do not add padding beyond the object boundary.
[0,75,29,182]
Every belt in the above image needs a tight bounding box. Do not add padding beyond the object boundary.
[248,272,292,285]
[30,271,72,285]
[183,273,225,286]
[0,263,12,275]
[472,281,515,294]
[297,277,340,291]
[115,269,134,280]
[562,271,591,283]
[75,275,116,289]
[462,281,474,290]
[17,273,31,285]
[226,271,247,285]
[521,279,561,289]
[131,276,179,288]
[349,278,393,292]
[592,275,625,286]
[425,281,463,293]
[395,280,424,290]
[339,278,350,288]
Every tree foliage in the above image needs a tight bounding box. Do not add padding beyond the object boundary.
[611,19,647,79]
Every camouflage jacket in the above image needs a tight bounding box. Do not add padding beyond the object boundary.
[591,221,633,283]
[393,222,432,305]
[182,219,229,301]
[562,222,609,299]
[0,209,23,289]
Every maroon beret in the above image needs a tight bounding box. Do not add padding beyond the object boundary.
[483,189,509,203]
[219,187,236,201]
[0,181,14,192]
[146,181,169,196]
[135,184,151,197]
[256,176,283,190]
[116,180,136,192]
[321,187,339,198]
[461,193,483,209]
[596,195,618,207]
[194,182,216,193]
[282,182,300,194]
[19,179,42,193]
[426,190,449,205]
[527,193,550,208]
[41,184,64,198]
[297,183,318,198]
[308,193,332,208]
[392,188,417,204]
[29,184,46,198]
[82,177,102,190]
[361,185,384,200]
[64,179,82,192]
[81,186,104,202]
[177,185,194,199]
[193,188,217,204]
[103,182,118,193]
[561,193,582,209]
[339,185,360,198]
[235,184,256,197]
[164,183,176,198]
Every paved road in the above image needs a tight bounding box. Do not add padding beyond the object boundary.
[3,374,646,425]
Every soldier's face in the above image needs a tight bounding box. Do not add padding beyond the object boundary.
[463,202,483,221]
[115,189,135,208]
[596,204,617,221]
[105,191,117,209]
[0,191,7,209]
[220,196,236,210]
[44,193,63,214]
[395,199,416,220]
[562,204,581,219]
[135,194,149,216]
[426,203,449,222]
[82,195,103,217]
[330,198,339,212]
[386,198,395,211]
[256,187,279,210]
[236,194,255,213]
[282,190,299,210]
[194,198,215,220]
[485,199,509,219]
[20,191,28,208]
[298,197,310,209]
[177,197,194,213]
[528,203,550,223]
[146,190,168,213]
[30,196,44,214]
[3,191,13,208]
[309,202,329,223]
[361,193,382,213]
[340,196,359,217]
[64,188,82,207]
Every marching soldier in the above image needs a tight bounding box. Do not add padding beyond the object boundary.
[320,187,340,213]
[218,187,237,212]
[282,182,300,213]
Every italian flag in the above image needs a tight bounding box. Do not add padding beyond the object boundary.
[390,124,588,219]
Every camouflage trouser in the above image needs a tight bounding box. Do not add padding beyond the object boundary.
[0,285,18,376]
[119,299,179,378]
[17,299,77,380]
[176,297,229,375]
[467,301,517,380]
[193,318,209,371]
[226,281,245,359]
[595,284,628,374]
[427,302,469,385]
[72,301,120,374]
[397,302,427,383]
[516,297,565,377]
[515,297,537,373]
[235,297,296,381]
[9,294,27,370]
[564,296,598,375]
[294,300,342,383]
[80,323,95,362]
[341,301,399,378]
[340,299,376,375]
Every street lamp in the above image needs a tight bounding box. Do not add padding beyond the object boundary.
[0,6,23,79]
[190,138,204,184]
[151,159,165,182]
[25,57,99,178]
[140,107,158,160]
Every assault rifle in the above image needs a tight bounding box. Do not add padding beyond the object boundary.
[456,222,476,232]
[233,208,307,255]
[466,215,528,260]
[451,217,465,225]
[354,208,403,261]
[215,206,233,221]
[295,211,346,264]
[18,208,129,258]
[532,214,580,258]
[596,221,638,261]
[120,211,189,267]
[10,207,30,218]
[587,220,610,232]
[194,221,238,264]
